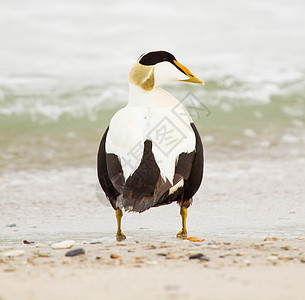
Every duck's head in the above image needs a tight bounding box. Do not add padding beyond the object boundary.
[129,50,204,91]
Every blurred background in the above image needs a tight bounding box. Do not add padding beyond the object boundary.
[1,0,305,244]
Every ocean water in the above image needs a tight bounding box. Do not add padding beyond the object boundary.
[1,0,305,245]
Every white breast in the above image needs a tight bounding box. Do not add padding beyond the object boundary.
[106,86,196,184]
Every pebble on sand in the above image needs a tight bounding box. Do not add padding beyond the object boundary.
[110,254,122,259]
[65,248,85,257]
[1,250,25,258]
[51,240,75,250]
[23,240,34,245]
[37,252,51,257]
[264,237,279,242]
[6,224,17,228]
[189,253,210,261]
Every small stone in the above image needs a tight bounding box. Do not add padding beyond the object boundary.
[300,259,305,263]
[281,246,290,251]
[110,254,122,259]
[23,240,34,245]
[189,254,204,260]
[189,253,210,261]
[236,253,244,257]
[96,256,102,260]
[6,224,17,228]
[65,248,85,257]
[37,252,51,258]
[156,253,168,257]
[1,250,25,258]
[264,237,279,242]
[243,259,251,266]
[51,240,75,249]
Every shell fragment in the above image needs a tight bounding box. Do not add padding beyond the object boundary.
[51,240,75,249]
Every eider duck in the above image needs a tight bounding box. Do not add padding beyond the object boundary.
[97,50,204,241]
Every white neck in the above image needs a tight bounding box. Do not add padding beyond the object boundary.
[128,83,179,107]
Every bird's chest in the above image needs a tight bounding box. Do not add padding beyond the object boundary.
[142,107,192,157]
[107,106,195,181]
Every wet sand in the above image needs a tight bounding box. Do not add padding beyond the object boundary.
[1,238,305,300]
[1,155,305,245]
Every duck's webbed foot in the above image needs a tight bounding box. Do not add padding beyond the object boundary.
[116,230,126,242]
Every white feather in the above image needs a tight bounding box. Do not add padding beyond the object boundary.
[106,84,196,184]
[169,179,184,195]
[154,61,189,86]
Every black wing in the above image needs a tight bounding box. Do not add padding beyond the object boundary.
[182,122,204,204]
[97,127,119,209]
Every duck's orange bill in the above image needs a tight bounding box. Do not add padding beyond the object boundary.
[173,60,204,84]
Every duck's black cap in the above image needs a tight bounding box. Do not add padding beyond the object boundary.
[139,51,176,66]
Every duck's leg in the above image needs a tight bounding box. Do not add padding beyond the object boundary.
[115,208,126,241]
[177,206,188,239]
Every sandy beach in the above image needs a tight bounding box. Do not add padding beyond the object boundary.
[1,237,305,300]
[1,155,305,300]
